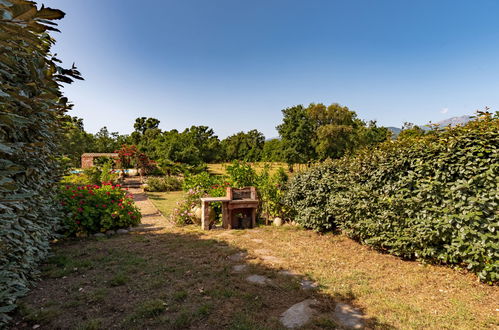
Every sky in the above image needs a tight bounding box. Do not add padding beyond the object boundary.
[41,0,499,138]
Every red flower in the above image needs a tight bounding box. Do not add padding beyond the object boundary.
[77,207,83,212]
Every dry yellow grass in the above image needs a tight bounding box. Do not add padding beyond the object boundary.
[12,191,499,329]
[207,162,307,176]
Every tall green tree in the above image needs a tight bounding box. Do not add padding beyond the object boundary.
[261,138,283,161]
[60,116,95,167]
[276,105,315,165]
[306,103,365,159]
[222,129,265,161]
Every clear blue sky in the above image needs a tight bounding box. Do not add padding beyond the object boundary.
[41,0,499,138]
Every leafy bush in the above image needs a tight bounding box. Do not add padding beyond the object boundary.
[0,2,82,324]
[183,172,225,193]
[144,176,183,192]
[226,161,257,187]
[285,113,499,282]
[257,166,290,220]
[59,184,141,235]
[62,166,119,186]
[170,188,204,225]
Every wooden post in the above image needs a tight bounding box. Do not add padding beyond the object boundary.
[201,201,210,230]
[222,201,229,229]
[251,208,256,228]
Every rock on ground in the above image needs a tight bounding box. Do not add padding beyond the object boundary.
[232,264,248,273]
[333,303,365,329]
[300,279,319,290]
[246,274,270,285]
[228,252,247,261]
[280,299,317,329]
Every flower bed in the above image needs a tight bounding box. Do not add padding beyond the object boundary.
[59,183,141,236]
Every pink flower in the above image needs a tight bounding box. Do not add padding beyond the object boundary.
[77,207,83,212]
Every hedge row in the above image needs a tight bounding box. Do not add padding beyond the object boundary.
[285,114,498,283]
[0,2,81,325]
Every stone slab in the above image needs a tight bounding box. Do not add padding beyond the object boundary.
[333,303,365,329]
[280,299,317,328]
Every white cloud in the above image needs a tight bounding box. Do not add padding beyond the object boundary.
[440,107,449,114]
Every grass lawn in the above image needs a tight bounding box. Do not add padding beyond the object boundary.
[147,190,185,218]
[11,191,499,329]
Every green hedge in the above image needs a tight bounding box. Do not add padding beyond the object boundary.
[0,2,81,324]
[285,114,498,283]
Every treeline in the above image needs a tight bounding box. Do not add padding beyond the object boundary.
[62,103,393,167]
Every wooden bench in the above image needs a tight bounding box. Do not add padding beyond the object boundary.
[200,187,258,230]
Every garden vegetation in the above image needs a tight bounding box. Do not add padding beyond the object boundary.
[0,1,82,324]
[285,113,499,283]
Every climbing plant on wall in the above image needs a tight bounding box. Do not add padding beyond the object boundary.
[0,1,82,324]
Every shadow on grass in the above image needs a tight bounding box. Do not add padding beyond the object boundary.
[11,230,395,330]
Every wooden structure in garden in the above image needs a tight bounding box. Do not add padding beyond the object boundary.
[200,187,258,230]
[81,153,118,168]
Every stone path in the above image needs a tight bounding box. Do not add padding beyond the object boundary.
[128,179,367,329]
[225,245,367,329]
[125,178,172,233]
[280,299,317,329]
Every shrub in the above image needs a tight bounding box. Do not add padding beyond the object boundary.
[226,160,257,187]
[59,184,141,235]
[285,113,499,282]
[61,166,119,186]
[144,176,183,192]
[0,2,82,324]
[257,166,290,220]
[170,188,205,225]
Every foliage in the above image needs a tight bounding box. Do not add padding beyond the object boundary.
[276,105,316,165]
[115,144,156,174]
[285,113,499,282]
[62,166,119,187]
[397,122,427,140]
[170,188,204,226]
[221,130,265,161]
[0,1,84,324]
[277,103,391,164]
[257,166,290,219]
[225,161,257,187]
[261,139,283,161]
[59,184,141,236]
[144,176,183,192]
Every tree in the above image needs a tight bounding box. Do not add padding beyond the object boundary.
[221,130,265,162]
[306,103,365,159]
[133,117,160,135]
[93,127,121,153]
[262,138,283,162]
[276,105,315,165]
[60,116,95,167]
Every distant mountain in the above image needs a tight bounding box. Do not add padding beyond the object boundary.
[386,115,473,137]
[387,127,402,137]
[433,115,473,127]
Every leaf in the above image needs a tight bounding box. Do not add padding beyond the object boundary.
[36,5,65,20]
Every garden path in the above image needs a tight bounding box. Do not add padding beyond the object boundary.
[124,178,172,233]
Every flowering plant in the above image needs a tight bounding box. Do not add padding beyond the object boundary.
[170,188,204,225]
[59,183,141,236]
